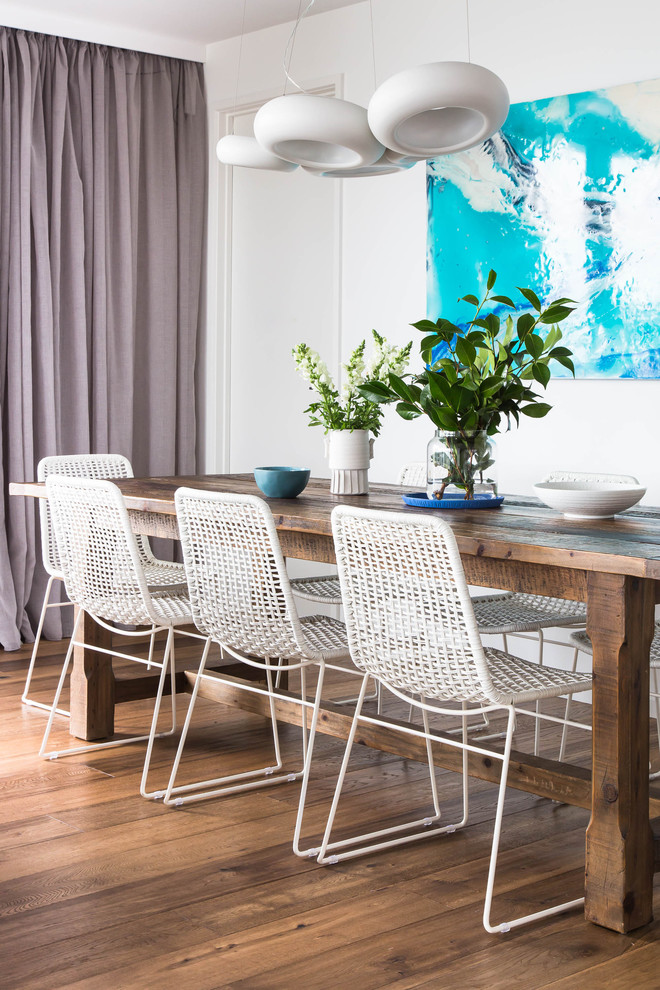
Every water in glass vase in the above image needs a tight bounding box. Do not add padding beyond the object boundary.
[426,430,497,501]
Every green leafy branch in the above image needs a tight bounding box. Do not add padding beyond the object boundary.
[357,269,576,439]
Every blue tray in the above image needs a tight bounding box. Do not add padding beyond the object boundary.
[402,492,504,510]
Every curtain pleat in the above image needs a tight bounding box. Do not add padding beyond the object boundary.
[0,29,207,649]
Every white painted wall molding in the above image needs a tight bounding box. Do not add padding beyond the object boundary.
[205,77,344,475]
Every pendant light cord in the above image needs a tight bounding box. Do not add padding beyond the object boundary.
[283,0,316,94]
[465,0,472,63]
[232,0,248,127]
[368,0,377,91]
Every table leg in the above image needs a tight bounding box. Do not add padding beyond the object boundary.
[585,571,655,932]
[69,608,116,740]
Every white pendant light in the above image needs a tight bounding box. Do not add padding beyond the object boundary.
[368,60,509,157]
[254,94,384,170]
[216,135,298,172]
[302,149,416,178]
[383,149,427,165]
[217,0,297,174]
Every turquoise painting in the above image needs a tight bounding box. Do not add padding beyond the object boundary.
[427,78,660,378]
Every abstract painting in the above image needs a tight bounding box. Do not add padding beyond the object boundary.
[426,77,660,377]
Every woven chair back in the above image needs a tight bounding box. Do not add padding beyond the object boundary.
[45,476,156,627]
[397,461,427,488]
[38,454,134,576]
[331,505,498,704]
[175,489,306,661]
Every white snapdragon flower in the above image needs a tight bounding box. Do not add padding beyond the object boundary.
[342,339,366,397]
[389,340,413,377]
[366,330,390,382]
[293,343,336,391]
[318,365,333,386]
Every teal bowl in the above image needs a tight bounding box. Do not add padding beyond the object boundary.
[254,466,310,498]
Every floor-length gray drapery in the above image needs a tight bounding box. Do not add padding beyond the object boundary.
[0,29,207,649]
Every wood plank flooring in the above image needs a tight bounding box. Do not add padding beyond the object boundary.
[2,633,660,990]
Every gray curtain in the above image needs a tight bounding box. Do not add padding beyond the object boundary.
[0,28,207,649]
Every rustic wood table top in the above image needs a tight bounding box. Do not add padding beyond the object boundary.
[13,473,660,576]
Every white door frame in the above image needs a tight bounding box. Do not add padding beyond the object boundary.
[204,77,344,473]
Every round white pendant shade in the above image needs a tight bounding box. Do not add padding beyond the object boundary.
[383,149,427,165]
[254,94,384,170]
[303,150,416,178]
[368,61,509,157]
[216,135,298,172]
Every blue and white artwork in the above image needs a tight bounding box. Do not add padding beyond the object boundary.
[427,78,660,378]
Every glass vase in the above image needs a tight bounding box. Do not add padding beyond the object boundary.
[426,430,497,501]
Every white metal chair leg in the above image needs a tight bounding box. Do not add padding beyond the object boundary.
[460,703,470,823]
[558,646,580,762]
[22,574,72,716]
[299,663,308,765]
[649,669,660,780]
[316,677,468,865]
[141,627,180,798]
[317,676,382,864]
[293,664,329,858]
[533,629,545,756]
[168,631,177,731]
[161,637,212,803]
[38,609,83,757]
[40,614,179,763]
[482,707,584,934]
[265,659,284,773]
[146,624,156,672]
[142,624,177,739]
[422,707,441,817]
[162,649,307,807]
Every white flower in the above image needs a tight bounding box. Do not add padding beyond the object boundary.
[292,343,337,392]
[293,329,411,434]
[343,340,366,391]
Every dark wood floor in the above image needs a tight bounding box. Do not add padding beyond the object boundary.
[2,632,660,990]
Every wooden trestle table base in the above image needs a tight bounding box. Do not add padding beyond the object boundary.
[11,473,660,934]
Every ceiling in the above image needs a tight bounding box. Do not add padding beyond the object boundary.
[1,0,366,47]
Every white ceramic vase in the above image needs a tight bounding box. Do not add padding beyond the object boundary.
[325,429,374,495]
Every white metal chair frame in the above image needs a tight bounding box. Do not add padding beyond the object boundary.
[39,476,195,801]
[23,454,186,717]
[163,489,351,860]
[515,471,641,753]
[315,505,592,934]
[560,626,660,778]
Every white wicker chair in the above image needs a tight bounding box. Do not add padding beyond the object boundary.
[397,461,427,488]
[290,461,587,740]
[23,453,186,716]
[317,505,592,934]
[163,489,350,856]
[290,463,586,637]
[289,462,427,606]
[561,627,660,777]
[39,476,195,800]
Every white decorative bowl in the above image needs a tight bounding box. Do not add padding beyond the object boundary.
[533,481,646,519]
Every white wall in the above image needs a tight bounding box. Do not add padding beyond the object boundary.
[204,0,660,504]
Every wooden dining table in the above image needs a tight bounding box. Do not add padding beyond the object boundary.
[10,472,660,935]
